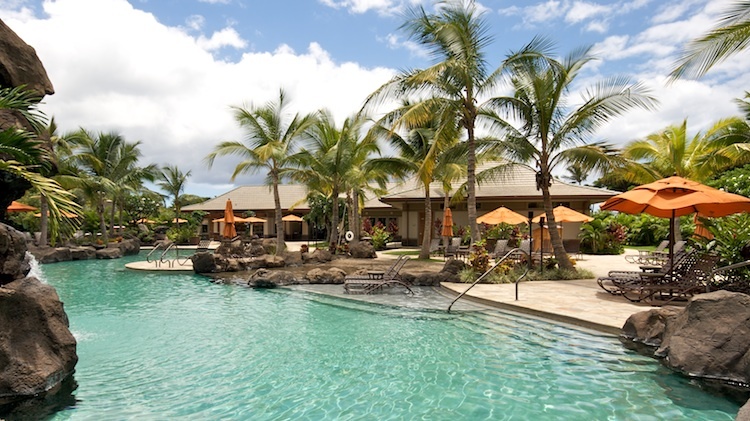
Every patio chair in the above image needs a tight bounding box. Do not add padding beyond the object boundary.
[598,249,691,295]
[344,256,413,294]
[625,240,668,264]
[491,239,509,259]
[444,237,462,260]
[428,238,443,256]
[563,239,582,260]
[603,251,720,304]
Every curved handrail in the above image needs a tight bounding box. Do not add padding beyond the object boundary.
[146,242,169,264]
[160,243,176,268]
[447,247,531,313]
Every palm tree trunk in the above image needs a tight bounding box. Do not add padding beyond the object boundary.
[352,190,361,242]
[98,197,108,244]
[420,185,432,259]
[466,124,479,243]
[541,185,574,271]
[39,194,49,247]
[272,178,285,254]
[443,191,451,247]
[330,186,340,249]
[118,202,125,235]
[109,198,116,236]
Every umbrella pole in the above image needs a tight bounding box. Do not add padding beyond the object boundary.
[669,210,675,275]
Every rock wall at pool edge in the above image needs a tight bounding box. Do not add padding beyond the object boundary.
[0,223,77,407]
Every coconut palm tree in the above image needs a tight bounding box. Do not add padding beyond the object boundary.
[671,1,750,79]
[562,163,587,185]
[483,40,657,270]
[157,165,192,228]
[620,118,750,183]
[68,130,151,244]
[365,0,497,243]
[289,111,372,248]
[205,89,316,253]
[371,100,462,259]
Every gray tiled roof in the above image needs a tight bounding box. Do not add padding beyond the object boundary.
[182,185,311,212]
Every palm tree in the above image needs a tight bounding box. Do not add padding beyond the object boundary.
[157,165,192,228]
[371,100,461,259]
[0,87,79,236]
[290,111,371,248]
[365,0,497,243]
[671,2,750,79]
[68,130,151,244]
[620,118,750,183]
[483,39,657,270]
[562,163,587,185]
[205,89,316,253]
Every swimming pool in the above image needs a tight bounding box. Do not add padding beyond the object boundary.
[20,253,741,419]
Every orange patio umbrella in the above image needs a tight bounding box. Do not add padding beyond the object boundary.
[532,205,593,223]
[602,175,750,270]
[441,208,454,238]
[34,211,79,218]
[7,201,37,212]
[477,206,527,225]
[281,214,303,222]
[223,199,237,239]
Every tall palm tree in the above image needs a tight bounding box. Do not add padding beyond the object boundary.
[157,165,192,228]
[562,163,587,185]
[290,111,370,248]
[483,40,657,270]
[68,130,150,244]
[205,89,316,253]
[671,1,750,79]
[371,100,461,259]
[365,0,497,242]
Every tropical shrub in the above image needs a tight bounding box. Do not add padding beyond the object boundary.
[579,218,626,255]
[696,214,750,293]
[468,240,490,273]
[370,223,391,250]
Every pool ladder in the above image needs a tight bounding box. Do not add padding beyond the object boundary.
[146,242,182,268]
[447,248,530,313]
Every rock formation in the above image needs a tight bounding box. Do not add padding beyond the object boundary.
[0,224,77,408]
[0,19,55,216]
[622,291,750,414]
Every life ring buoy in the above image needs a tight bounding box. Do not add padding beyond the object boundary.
[345,231,355,242]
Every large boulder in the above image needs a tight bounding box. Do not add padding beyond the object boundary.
[622,291,750,388]
[0,20,53,96]
[306,267,347,284]
[108,238,139,256]
[29,247,72,264]
[0,277,77,405]
[0,224,30,285]
[69,246,96,261]
[247,269,297,288]
[349,241,377,258]
[308,248,333,263]
[191,252,217,273]
[95,248,122,259]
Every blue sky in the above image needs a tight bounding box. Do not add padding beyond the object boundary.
[2,0,749,198]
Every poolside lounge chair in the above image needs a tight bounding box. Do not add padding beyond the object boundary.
[598,249,690,295]
[625,240,685,265]
[563,239,582,260]
[196,238,212,253]
[444,237,462,260]
[344,256,413,294]
[600,251,720,304]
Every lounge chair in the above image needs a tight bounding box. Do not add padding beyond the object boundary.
[601,251,720,304]
[598,249,690,295]
[563,239,582,260]
[625,240,685,265]
[196,238,212,253]
[444,237,462,260]
[344,256,413,294]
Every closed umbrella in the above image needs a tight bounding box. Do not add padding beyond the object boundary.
[602,175,750,271]
[223,199,237,239]
[441,208,453,237]
[477,206,527,225]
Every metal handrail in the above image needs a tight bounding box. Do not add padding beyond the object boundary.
[160,243,176,268]
[447,247,531,312]
[146,242,168,264]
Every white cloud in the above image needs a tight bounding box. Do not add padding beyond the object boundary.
[565,1,611,24]
[319,0,402,15]
[381,33,429,59]
[2,0,395,196]
[196,27,247,51]
[185,15,204,31]
[198,0,231,4]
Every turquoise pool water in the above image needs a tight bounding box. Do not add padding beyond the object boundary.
[25,254,740,419]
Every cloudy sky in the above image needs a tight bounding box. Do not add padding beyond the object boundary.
[2,0,749,198]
